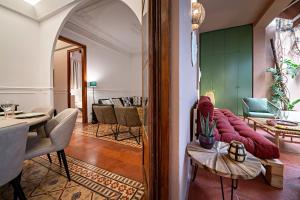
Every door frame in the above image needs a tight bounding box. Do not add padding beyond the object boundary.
[58,36,88,123]
[147,0,170,199]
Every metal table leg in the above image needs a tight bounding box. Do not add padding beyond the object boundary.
[220,177,238,200]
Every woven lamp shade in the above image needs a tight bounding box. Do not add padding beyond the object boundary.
[192,2,205,31]
[228,141,247,162]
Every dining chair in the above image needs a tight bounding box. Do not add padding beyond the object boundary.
[25,108,78,181]
[0,123,29,200]
[93,105,118,138]
[30,107,55,136]
[114,107,142,144]
[30,107,55,163]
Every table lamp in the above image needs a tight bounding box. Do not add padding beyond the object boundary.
[205,91,215,105]
[89,81,97,104]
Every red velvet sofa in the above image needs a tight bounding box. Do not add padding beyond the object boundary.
[197,96,280,159]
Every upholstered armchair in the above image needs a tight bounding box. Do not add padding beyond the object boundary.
[93,105,118,138]
[242,98,280,119]
[0,123,29,200]
[114,107,142,144]
[25,108,78,181]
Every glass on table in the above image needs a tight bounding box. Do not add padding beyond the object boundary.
[0,100,13,119]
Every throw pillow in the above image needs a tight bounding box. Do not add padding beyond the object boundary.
[133,96,142,106]
[110,98,123,107]
[122,97,132,107]
[244,98,268,113]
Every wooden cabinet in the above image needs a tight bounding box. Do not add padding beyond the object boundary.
[200,25,253,115]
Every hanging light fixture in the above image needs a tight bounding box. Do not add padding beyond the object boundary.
[192,2,205,31]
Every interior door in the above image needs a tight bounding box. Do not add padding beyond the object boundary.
[200,25,253,115]
[142,0,152,199]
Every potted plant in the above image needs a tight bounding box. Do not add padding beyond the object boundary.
[199,114,216,149]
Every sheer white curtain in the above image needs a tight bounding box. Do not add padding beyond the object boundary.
[70,51,82,90]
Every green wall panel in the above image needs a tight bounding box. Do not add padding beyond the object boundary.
[200,25,253,115]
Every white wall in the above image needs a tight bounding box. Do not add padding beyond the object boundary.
[0,6,51,111]
[170,0,198,199]
[61,28,142,120]
[0,0,141,114]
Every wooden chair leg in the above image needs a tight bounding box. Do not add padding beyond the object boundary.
[11,172,26,200]
[59,149,71,181]
[47,153,52,163]
[57,151,62,166]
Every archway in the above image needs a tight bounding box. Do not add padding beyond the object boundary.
[47,0,142,122]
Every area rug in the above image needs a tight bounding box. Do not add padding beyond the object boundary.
[0,154,144,200]
[74,123,142,149]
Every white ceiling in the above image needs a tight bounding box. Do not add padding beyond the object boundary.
[199,0,274,33]
[63,0,141,54]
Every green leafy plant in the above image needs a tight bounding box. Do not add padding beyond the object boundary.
[266,66,289,108]
[288,99,300,110]
[200,114,216,137]
[284,59,300,79]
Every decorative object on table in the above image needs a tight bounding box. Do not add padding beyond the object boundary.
[199,114,216,149]
[228,141,247,163]
[267,119,298,127]
[191,1,205,31]
[15,112,45,119]
[88,81,97,104]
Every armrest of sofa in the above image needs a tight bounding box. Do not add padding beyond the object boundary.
[267,101,280,115]
[242,99,250,117]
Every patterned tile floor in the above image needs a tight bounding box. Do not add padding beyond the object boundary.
[74,123,142,149]
[0,154,144,200]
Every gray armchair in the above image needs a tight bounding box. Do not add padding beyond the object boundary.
[114,107,142,144]
[242,98,280,119]
[0,123,29,200]
[25,108,78,181]
[93,105,118,138]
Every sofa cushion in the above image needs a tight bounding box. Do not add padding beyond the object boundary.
[213,109,279,159]
[243,98,269,113]
[248,112,275,118]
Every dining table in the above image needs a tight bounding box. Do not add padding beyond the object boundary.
[0,113,50,130]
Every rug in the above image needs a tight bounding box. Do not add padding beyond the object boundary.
[0,154,144,200]
[74,123,142,149]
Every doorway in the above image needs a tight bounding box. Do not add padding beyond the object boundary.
[53,36,88,123]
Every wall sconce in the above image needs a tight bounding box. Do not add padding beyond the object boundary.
[192,2,205,31]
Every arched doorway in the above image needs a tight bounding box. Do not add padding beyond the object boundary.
[47,0,170,199]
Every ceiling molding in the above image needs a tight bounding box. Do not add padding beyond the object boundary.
[64,22,132,55]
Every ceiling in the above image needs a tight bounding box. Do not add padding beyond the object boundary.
[199,0,274,33]
[63,0,141,54]
[55,40,77,50]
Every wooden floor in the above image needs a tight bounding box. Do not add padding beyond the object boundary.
[65,123,144,182]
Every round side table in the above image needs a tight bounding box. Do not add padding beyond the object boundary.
[187,141,262,200]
